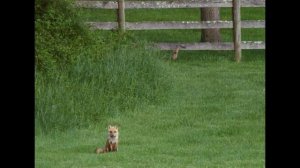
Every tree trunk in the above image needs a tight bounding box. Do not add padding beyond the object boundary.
[200,8,221,42]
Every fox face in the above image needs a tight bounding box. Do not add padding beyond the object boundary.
[108,125,119,140]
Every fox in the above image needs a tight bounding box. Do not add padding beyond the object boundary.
[172,46,180,60]
[171,45,186,60]
[95,125,119,154]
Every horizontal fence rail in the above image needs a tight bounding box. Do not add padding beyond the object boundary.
[155,41,265,50]
[76,0,265,9]
[87,20,265,30]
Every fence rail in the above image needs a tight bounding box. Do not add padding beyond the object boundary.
[87,20,265,30]
[156,41,265,50]
[76,0,265,9]
[76,0,265,62]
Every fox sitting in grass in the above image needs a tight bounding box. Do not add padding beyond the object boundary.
[95,125,119,154]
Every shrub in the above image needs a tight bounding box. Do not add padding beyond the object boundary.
[35,0,91,72]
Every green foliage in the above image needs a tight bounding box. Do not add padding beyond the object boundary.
[35,0,91,72]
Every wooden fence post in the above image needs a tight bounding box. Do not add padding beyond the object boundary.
[117,0,125,32]
[233,0,241,62]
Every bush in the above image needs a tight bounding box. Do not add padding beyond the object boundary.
[35,0,91,72]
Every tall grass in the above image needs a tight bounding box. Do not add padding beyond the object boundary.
[36,40,173,134]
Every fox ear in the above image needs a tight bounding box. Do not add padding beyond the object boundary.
[108,125,112,129]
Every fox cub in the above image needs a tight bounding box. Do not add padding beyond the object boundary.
[171,45,186,60]
[172,47,180,60]
[95,125,119,154]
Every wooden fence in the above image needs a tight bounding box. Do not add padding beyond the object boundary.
[76,0,265,62]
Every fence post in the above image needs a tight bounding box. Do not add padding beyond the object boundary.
[117,0,125,32]
[233,0,241,62]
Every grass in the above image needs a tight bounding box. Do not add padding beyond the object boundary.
[36,58,264,167]
[35,43,173,134]
[35,3,265,168]
[79,7,265,21]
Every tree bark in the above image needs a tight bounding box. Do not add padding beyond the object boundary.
[200,8,221,42]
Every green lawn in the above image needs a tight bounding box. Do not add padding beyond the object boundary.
[35,3,265,168]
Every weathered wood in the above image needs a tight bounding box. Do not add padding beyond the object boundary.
[241,41,265,49]
[233,0,242,62]
[86,20,265,30]
[155,41,265,50]
[126,21,232,30]
[241,20,265,28]
[123,0,233,8]
[87,22,118,30]
[75,0,265,9]
[200,8,221,42]
[75,1,118,9]
[241,0,265,7]
[156,42,233,50]
[117,0,125,31]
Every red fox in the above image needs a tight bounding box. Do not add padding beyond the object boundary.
[95,125,119,154]
[171,45,186,60]
[172,46,180,60]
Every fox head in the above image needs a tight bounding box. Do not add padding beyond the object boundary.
[108,125,119,139]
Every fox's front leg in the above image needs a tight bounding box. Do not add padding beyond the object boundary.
[113,143,118,152]
[109,143,113,151]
